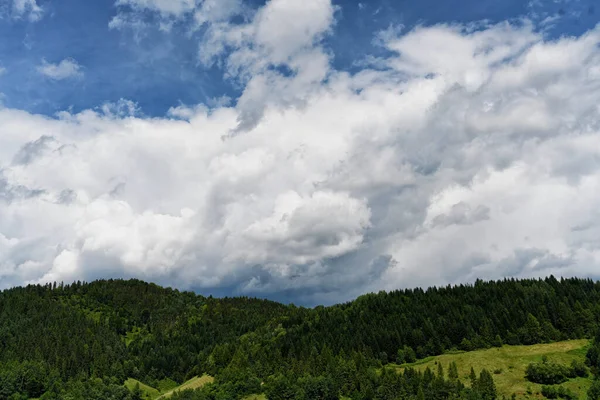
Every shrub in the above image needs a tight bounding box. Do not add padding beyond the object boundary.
[525,361,572,385]
[541,385,576,400]
[570,360,588,377]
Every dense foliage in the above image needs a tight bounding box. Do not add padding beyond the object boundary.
[540,385,576,399]
[1,276,600,398]
[524,358,587,385]
[169,366,498,400]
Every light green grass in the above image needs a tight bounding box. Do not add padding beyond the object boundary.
[392,339,591,399]
[124,378,161,400]
[156,377,179,392]
[124,326,148,347]
[243,395,267,400]
[125,375,214,399]
[157,374,215,399]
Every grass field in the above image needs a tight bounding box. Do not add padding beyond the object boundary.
[124,378,161,399]
[125,340,592,399]
[157,375,215,399]
[392,339,591,399]
[124,375,214,399]
[243,395,267,400]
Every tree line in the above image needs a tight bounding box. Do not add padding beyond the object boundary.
[1,276,600,398]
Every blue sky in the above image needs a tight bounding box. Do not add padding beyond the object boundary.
[1,0,596,116]
[1,0,600,305]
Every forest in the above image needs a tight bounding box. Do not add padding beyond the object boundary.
[2,277,600,399]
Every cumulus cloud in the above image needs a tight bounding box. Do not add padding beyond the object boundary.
[194,0,244,26]
[37,59,84,80]
[199,0,337,132]
[111,0,336,132]
[7,0,43,22]
[2,0,600,304]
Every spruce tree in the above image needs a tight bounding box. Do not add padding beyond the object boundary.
[478,369,497,400]
[448,361,459,381]
[130,383,143,400]
[417,385,425,400]
[469,367,477,387]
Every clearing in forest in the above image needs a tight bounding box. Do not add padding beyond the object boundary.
[124,378,161,399]
[124,374,214,399]
[156,375,215,399]
[392,339,591,398]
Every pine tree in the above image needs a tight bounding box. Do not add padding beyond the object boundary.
[417,385,425,400]
[589,380,600,400]
[478,369,497,400]
[130,383,143,400]
[448,361,459,381]
[469,367,477,387]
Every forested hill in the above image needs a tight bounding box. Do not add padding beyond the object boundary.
[2,277,600,399]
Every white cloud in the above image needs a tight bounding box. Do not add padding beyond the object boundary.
[3,2,600,303]
[115,0,197,17]
[109,0,244,32]
[111,0,336,132]
[198,0,337,132]
[10,0,43,22]
[37,58,84,80]
[194,0,243,26]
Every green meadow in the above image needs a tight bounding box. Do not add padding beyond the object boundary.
[392,339,591,399]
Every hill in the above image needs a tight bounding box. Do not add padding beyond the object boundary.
[157,375,215,399]
[1,277,600,399]
[123,375,215,400]
[395,339,592,398]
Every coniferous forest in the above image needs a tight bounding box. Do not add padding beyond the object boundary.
[2,277,600,399]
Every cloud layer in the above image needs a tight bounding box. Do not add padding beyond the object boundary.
[1,0,600,304]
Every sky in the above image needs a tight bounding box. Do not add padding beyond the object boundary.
[0,0,599,305]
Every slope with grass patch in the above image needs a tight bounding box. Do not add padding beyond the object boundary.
[243,395,267,400]
[392,339,591,398]
[157,374,215,398]
[124,378,161,399]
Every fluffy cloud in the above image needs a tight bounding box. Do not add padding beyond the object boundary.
[37,59,84,80]
[111,0,335,132]
[194,0,243,26]
[7,0,43,22]
[199,0,337,132]
[2,0,600,304]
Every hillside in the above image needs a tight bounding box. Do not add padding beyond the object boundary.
[124,375,215,400]
[395,339,592,399]
[1,277,600,399]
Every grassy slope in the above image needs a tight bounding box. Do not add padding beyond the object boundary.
[127,341,591,399]
[157,375,215,399]
[124,378,161,399]
[125,375,214,400]
[392,339,591,399]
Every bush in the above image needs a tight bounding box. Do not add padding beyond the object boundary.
[541,385,576,400]
[525,361,571,385]
[570,360,588,377]
[397,345,416,364]
[542,385,559,399]
[589,379,600,400]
